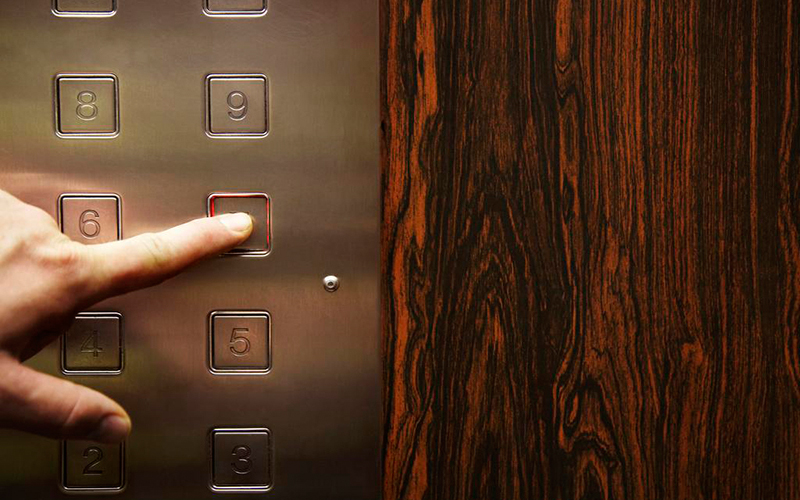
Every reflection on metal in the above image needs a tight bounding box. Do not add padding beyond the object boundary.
[0,0,380,498]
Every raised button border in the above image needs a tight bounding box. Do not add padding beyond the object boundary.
[60,440,126,493]
[204,74,270,139]
[54,73,120,139]
[61,312,124,376]
[203,0,268,18]
[58,193,122,242]
[206,192,271,257]
[208,311,272,376]
[52,0,117,18]
[209,427,273,493]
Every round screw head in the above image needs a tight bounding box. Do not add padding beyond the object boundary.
[323,275,340,292]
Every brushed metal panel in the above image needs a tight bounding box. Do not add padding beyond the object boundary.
[0,1,380,499]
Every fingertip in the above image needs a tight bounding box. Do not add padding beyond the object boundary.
[216,212,254,238]
[87,414,131,444]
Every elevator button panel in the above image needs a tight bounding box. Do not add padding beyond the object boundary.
[62,312,123,375]
[62,441,125,492]
[205,0,267,16]
[210,311,271,374]
[211,429,272,492]
[206,75,269,137]
[53,0,116,16]
[59,194,121,244]
[55,75,119,137]
[208,193,271,255]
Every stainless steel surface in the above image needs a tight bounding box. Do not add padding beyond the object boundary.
[210,311,271,374]
[211,428,272,492]
[62,441,125,492]
[59,194,122,244]
[62,312,124,375]
[0,1,380,498]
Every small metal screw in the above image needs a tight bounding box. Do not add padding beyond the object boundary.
[323,275,340,293]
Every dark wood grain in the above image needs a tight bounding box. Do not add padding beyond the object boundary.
[381,1,800,498]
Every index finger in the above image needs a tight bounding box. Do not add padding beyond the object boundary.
[77,212,253,301]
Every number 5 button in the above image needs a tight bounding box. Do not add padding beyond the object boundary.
[59,194,121,244]
[209,311,271,374]
[206,74,269,137]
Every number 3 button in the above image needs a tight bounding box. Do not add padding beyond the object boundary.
[206,74,269,137]
[209,311,271,374]
[59,194,121,245]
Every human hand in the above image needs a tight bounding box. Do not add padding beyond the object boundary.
[0,189,253,444]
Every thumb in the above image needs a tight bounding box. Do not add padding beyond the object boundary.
[0,354,130,443]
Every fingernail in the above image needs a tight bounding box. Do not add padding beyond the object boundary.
[88,415,131,443]
[218,212,253,234]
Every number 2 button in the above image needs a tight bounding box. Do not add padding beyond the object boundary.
[206,74,269,137]
[59,194,121,245]
[61,440,125,492]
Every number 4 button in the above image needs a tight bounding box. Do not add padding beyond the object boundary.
[62,312,123,375]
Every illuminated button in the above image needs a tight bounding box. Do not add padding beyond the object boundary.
[62,313,122,375]
[59,194,121,245]
[205,0,267,16]
[53,0,116,16]
[56,75,118,137]
[206,75,268,137]
[62,441,124,492]
[209,311,271,374]
[207,193,270,255]
[211,429,272,492]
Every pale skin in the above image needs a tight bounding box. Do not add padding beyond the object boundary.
[0,189,253,443]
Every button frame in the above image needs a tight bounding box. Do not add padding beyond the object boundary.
[210,428,273,493]
[205,74,269,138]
[52,0,117,17]
[207,192,271,256]
[61,312,124,376]
[58,193,122,243]
[203,0,267,18]
[61,440,125,493]
[208,311,272,375]
[55,74,120,139]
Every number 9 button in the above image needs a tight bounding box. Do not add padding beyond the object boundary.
[209,311,271,374]
[205,74,269,137]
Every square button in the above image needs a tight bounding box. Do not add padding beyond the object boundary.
[211,429,272,491]
[205,0,267,15]
[56,75,119,137]
[207,193,270,255]
[59,194,121,245]
[62,441,124,492]
[53,0,116,16]
[62,313,123,375]
[209,312,271,374]
[206,75,268,137]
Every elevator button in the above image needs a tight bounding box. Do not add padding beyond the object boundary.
[206,75,268,137]
[53,0,115,16]
[207,193,270,255]
[62,313,122,375]
[205,0,267,15]
[210,312,271,374]
[56,75,118,137]
[211,429,272,491]
[59,194,121,245]
[62,441,124,492]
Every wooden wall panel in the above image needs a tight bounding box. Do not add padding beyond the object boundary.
[381,1,800,498]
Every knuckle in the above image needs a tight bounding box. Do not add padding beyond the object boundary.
[138,233,173,270]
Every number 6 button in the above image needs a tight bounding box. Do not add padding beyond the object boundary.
[209,311,271,374]
[59,194,121,244]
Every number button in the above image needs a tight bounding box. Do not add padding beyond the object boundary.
[53,0,116,17]
[204,0,267,16]
[59,194,121,245]
[56,75,118,137]
[206,74,268,137]
[62,441,124,492]
[210,312,271,374]
[62,313,123,375]
[211,429,272,491]
[207,193,271,255]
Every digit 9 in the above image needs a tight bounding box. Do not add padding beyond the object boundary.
[227,91,248,121]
